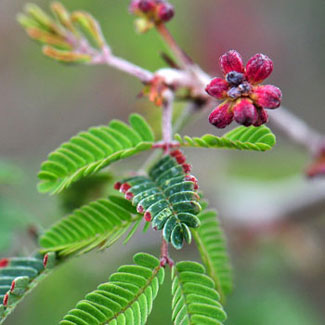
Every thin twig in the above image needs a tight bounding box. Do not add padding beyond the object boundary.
[162,89,175,153]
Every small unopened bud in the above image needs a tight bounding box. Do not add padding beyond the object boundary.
[209,101,234,129]
[219,50,244,75]
[157,3,174,22]
[233,99,258,126]
[114,182,122,190]
[251,85,282,109]
[182,164,192,174]
[246,53,273,84]
[253,108,268,127]
[205,77,229,99]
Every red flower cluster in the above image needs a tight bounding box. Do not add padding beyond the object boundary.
[129,0,174,29]
[206,50,282,128]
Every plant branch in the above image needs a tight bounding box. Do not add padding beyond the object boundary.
[269,107,325,155]
[162,89,175,152]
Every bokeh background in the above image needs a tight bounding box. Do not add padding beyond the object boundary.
[1,0,324,324]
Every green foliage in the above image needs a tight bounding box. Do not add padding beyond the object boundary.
[175,125,276,152]
[0,254,56,324]
[38,114,155,194]
[192,205,233,303]
[60,252,164,325]
[39,195,143,256]
[116,153,201,249]
[171,261,227,324]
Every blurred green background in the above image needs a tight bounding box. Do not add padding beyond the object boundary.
[0,0,324,324]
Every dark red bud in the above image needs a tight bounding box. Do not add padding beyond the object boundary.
[233,99,258,126]
[205,78,229,99]
[3,293,9,306]
[139,0,155,12]
[253,108,268,126]
[120,183,131,193]
[157,3,174,22]
[0,258,9,268]
[219,50,244,75]
[137,205,144,213]
[251,85,282,109]
[43,254,49,268]
[208,101,234,129]
[144,211,152,222]
[125,191,134,200]
[175,155,186,164]
[246,53,273,84]
[114,182,122,190]
[182,163,192,174]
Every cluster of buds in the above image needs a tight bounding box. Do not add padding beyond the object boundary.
[206,50,282,128]
[129,0,174,33]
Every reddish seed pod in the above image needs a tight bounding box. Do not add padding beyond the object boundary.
[251,85,282,109]
[246,53,273,84]
[144,211,152,222]
[219,50,244,75]
[233,99,258,126]
[209,101,234,129]
[205,77,229,99]
[0,258,9,268]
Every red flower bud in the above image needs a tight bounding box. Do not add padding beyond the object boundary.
[170,150,183,157]
[139,0,155,12]
[219,50,244,75]
[157,3,174,22]
[182,163,192,174]
[253,108,268,127]
[205,77,229,99]
[233,99,258,126]
[209,101,234,129]
[246,53,273,84]
[251,85,282,109]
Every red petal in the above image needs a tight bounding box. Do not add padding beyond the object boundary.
[233,99,258,126]
[205,78,229,99]
[251,85,282,109]
[253,108,269,126]
[208,101,234,128]
[219,50,244,75]
[246,53,273,84]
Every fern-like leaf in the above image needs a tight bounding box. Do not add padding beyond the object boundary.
[175,125,276,152]
[38,114,155,194]
[171,261,227,325]
[39,195,143,256]
[60,252,164,325]
[115,150,201,250]
[0,253,56,324]
[192,205,233,303]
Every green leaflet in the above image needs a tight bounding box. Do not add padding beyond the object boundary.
[192,206,233,303]
[171,261,227,325]
[39,195,143,256]
[38,114,155,194]
[59,253,164,325]
[0,254,56,324]
[116,152,201,250]
[175,125,276,151]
